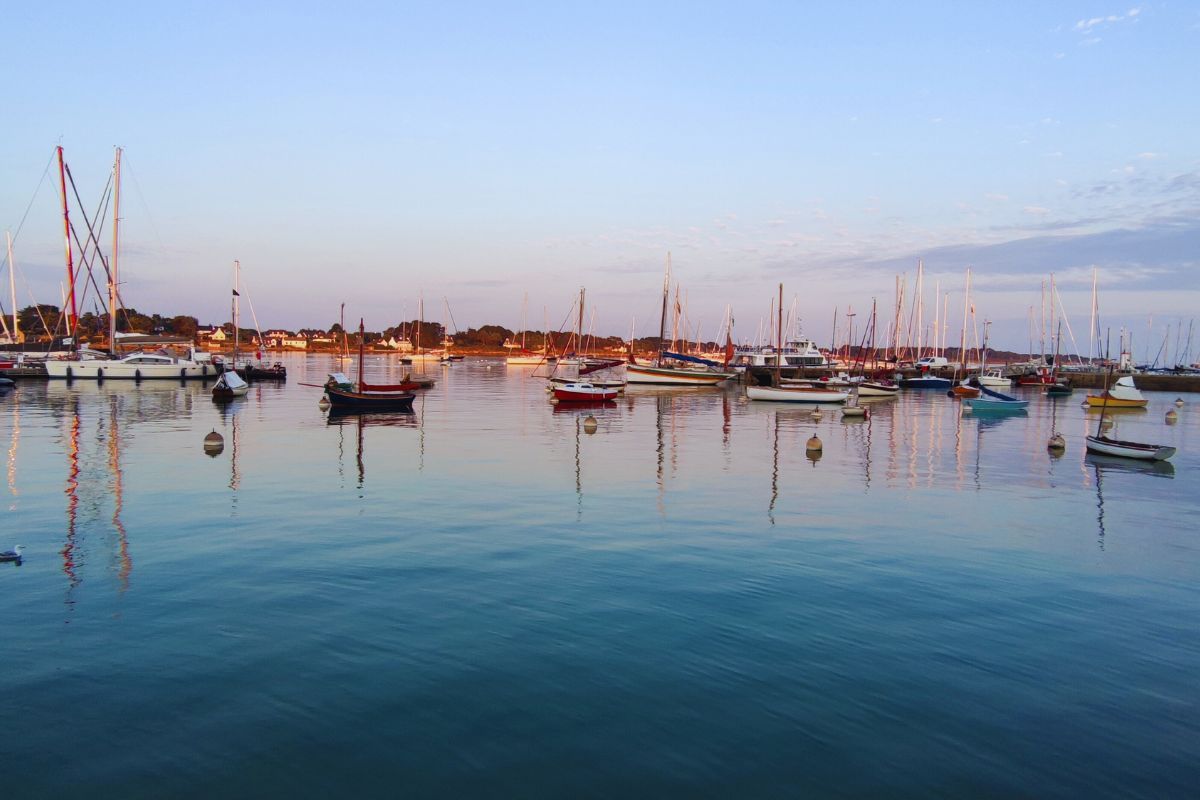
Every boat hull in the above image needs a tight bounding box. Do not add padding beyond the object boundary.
[1085,435,1175,460]
[747,385,848,403]
[626,364,734,385]
[857,381,899,396]
[553,387,619,402]
[899,376,952,389]
[1084,395,1148,408]
[44,360,215,380]
[963,398,1029,411]
[325,387,416,411]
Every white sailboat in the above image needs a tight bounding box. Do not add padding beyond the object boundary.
[44,147,215,380]
[747,284,848,403]
[213,261,249,400]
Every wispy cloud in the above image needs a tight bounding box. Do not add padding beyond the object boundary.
[1024,206,1051,216]
[1074,7,1142,33]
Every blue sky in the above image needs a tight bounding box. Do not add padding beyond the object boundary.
[2,1,1198,354]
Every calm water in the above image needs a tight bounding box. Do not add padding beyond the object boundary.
[3,355,1198,798]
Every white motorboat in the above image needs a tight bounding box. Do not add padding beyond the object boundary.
[731,338,829,369]
[977,368,1011,388]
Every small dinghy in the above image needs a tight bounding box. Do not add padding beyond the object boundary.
[962,384,1029,411]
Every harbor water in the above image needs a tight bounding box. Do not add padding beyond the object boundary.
[3,355,1198,798]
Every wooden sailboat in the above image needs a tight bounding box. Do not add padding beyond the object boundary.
[324,320,416,411]
[1085,368,1174,460]
[626,254,736,385]
[748,284,848,403]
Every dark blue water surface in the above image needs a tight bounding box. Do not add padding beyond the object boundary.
[3,356,1198,798]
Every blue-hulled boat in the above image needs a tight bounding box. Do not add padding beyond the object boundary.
[963,384,1029,411]
[899,374,952,389]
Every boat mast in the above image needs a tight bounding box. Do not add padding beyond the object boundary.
[577,287,585,356]
[56,146,78,336]
[109,147,122,352]
[232,260,240,368]
[357,318,366,391]
[916,260,924,359]
[776,283,783,385]
[959,268,970,375]
[6,232,19,344]
[1089,267,1098,363]
[658,253,670,359]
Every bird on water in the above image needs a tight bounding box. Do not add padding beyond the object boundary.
[0,545,25,563]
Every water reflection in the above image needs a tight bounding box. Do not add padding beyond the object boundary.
[54,386,137,606]
[326,408,418,489]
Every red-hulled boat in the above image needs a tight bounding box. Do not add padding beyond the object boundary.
[552,382,619,402]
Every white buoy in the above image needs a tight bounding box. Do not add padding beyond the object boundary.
[583,415,598,434]
[1175,398,1185,407]
[318,396,330,410]
[810,407,822,420]
[1166,409,1178,424]
[1048,433,1066,451]
[806,433,822,452]
[203,430,224,456]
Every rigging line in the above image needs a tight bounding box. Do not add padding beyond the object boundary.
[1,147,58,265]
[237,275,266,345]
[120,156,167,256]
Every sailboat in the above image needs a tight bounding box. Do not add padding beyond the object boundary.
[212,260,249,401]
[625,255,737,386]
[1084,375,1148,408]
[44,147,216,380]
[950,268,981,398]
[747,284,849,403]
[506,294,546,365]
[1045,322,1072,396]
[324,320,416,411]
[1085,368,1174,460]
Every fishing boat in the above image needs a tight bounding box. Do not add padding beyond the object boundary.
[962,384,1029,411]
[1084,376,1148,408]
[324,320,416,411]
[977,368,1011,388]
[552,382,619,402]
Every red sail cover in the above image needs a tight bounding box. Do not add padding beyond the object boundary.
[358,380,417,392]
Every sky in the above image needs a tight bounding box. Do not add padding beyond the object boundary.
[2,1,1198,356]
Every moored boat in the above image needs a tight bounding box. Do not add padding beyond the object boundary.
[325,321,416,412]
[747,384,849,403]
[553,382,619,402]
[212,369,249,400]
[1085,435,1175,461]
[963,384,1029,411]
[1084,376,1147,408]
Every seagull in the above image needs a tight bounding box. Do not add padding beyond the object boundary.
[0,545,25,563]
